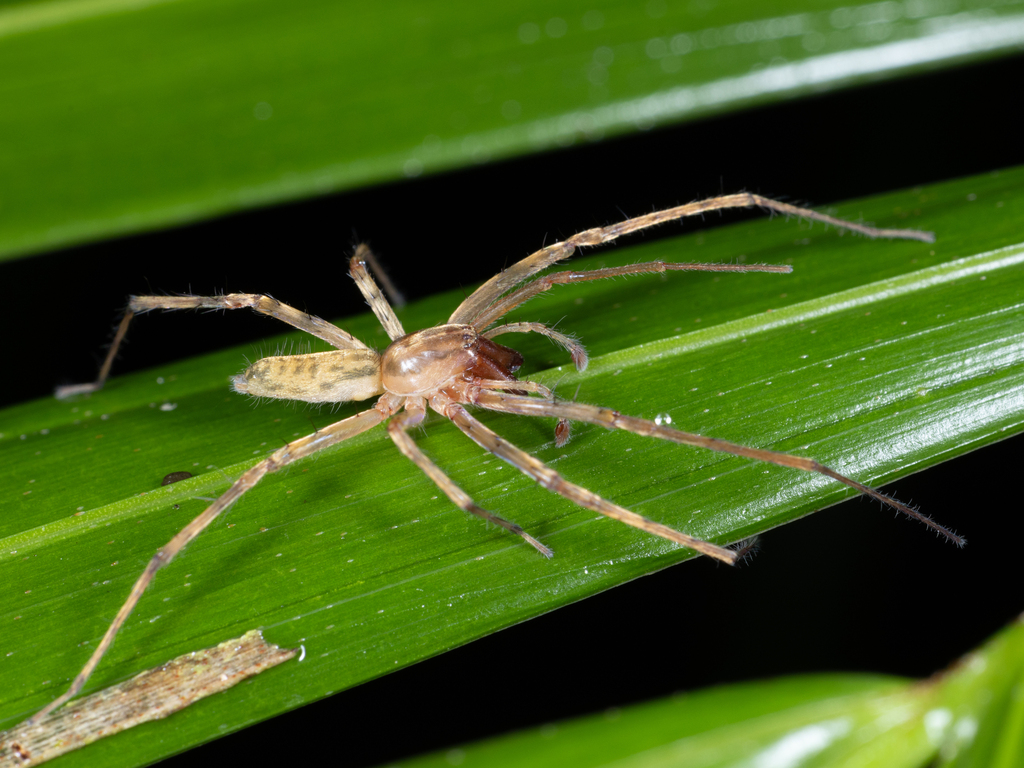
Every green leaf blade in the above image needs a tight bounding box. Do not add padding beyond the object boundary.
[1,168,1023,766]
[393,674,932,768]
[4,0,1024,259]
[387,618,1024,768]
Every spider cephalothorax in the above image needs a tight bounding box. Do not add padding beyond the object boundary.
[380,325,524,397]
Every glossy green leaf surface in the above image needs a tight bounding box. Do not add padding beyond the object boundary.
[391,615,1024,768]
[4,0,1024,260]
[934,618,1024,767]
[1,166,1023,766]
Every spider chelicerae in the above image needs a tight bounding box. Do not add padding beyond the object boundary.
[35,193,961,722]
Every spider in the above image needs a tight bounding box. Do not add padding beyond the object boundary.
[34,193,962,722]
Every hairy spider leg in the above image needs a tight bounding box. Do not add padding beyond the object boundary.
[472,390,965,547]
[450,192,934,329]
[56,247,404,400]
[431,392,738,564]
[30,406,387,724]
[387,402,553,557]
[54,310,136,398]
[353,242,407,309]
[468,378,554,397]
[349,247,406,340]
[55,293,368,399]
[132,293,370,350]
[475,261,792,333]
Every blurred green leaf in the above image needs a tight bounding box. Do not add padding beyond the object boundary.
[4,0,1024,259]
[1,166,1022,766]
[934,617,1024,767]
[389,616,1024,768]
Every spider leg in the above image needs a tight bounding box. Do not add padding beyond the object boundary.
[434,393,737,564]
[484,322,588,371]
[473,390,966,547]
[57,293,370,399]
[448,193,935,327]
[54,309,135,398]
[473,261,790,331]
[131,293,369,350]
[468,376,571,447]
[349,246,406,341]
[352,242,406,308]
[30,406,386,723]
[469,377,554,398]
[388,401,552,557]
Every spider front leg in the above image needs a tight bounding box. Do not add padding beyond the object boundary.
[451,192,935,328]
[474,260,793,331]
[387,402,552,557]
[473,390,965,547]
[349,248,406,341]
[434,392,738,564]
[30,406,386,723]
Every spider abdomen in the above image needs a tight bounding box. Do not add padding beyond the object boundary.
[232,349,383,403]
[381,324,522,397]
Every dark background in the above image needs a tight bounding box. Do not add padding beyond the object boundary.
[5,53,1023,765]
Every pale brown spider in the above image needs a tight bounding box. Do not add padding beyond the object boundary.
[35,193,961,722]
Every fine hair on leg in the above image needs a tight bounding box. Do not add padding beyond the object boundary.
[30,407,385,723]
[387,402,552,557]
[449,193,934,329]
[471,389,965,546]
[433,392,738,564]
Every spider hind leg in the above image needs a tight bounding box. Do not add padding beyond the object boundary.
[473,389,965,547]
